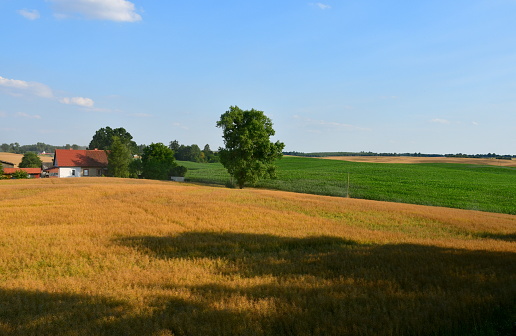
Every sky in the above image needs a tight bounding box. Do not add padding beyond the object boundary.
[1,0,515,154]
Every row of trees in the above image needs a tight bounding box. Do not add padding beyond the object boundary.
[93,106,284,188]
[86,128,185,180]
[285,151,516,159]
[169,141,218,163]
[1,142,84,154]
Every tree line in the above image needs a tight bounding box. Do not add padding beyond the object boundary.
[1,142,85,154]
[284,151,516,160]
[89,106,284,188]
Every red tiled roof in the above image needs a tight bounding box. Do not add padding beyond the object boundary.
[4,168,42,174]
[54,149,108,167]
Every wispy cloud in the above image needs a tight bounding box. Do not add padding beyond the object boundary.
[312,3,331,10]
[0,75,96,108]
[59,97,94,107]
[17,9,40,20]
[0,76,53,98]
[15,112,42,120]
[430,118,451,125]
[50,0,142,22]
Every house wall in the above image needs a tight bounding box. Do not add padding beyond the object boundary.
[58,167,82,178]
[58,167,107,177]
[81,167,107,177]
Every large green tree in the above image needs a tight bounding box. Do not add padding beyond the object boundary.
[19,152,43,168]
[107,136,132,178]
[216,106,285,189]
[141,143,181,180]
[89,127,137,154]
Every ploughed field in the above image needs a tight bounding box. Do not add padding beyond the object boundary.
[182,156,516,215]
[0,178,514,335]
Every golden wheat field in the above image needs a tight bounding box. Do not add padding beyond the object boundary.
[0,152,53,167]
[320,156,516,167]
[0,178,515,335]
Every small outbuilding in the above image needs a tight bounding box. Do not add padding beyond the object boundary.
[3,168,42,179]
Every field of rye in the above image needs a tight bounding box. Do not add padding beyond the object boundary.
[0,178,515,335]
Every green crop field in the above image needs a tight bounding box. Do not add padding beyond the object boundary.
[180,156,516,214]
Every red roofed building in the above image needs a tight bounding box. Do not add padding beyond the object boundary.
[3,168,42,179]
[50,149,108,178]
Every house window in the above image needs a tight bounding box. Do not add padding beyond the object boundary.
[71,169,76,176]
[84,169,89,176]
[97,169,102,176]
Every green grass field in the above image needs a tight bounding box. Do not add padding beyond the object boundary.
[180,156,516,214]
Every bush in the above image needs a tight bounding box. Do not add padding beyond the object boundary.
[170,165,188,177]
[11,170,29,179]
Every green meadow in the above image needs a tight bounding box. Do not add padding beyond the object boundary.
[180,156,516,215]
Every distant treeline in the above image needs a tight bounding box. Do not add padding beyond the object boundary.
[169,140,218,163]
[1,142,86,154]
[284,151,516,160]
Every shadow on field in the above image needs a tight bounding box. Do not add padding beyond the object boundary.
[474,232,516,242]
[0,289,136,335]
[115,232,516,336]
[2,233,514,335]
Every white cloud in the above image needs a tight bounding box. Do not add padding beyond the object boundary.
[313,3,331,10]
[16,112,42,119]
[0,76,53,98]
[59,97,95,107]
[0,75,96,109]
[431,118,451,125]
[50,0,142,22]
[471,121,479,126]
[17,9,40,20]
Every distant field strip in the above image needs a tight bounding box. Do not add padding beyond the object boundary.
[0,178,514,335]
[320,155,516,167]
[182,156,516,214]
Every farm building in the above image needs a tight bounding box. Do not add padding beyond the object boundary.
[47,149,108,178]
[3,168,42,178]
[0,160,15,168]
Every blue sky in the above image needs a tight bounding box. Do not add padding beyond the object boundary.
[1,0,515,154]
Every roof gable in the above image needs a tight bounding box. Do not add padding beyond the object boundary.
[54,149,108,167]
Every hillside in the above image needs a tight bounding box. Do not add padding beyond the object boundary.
[0,178,514,335]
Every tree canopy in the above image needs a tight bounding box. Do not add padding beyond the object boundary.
[89,127,137,154]
[19,152,43,168]
[107,136,132,178]
[141,143,183,180]
[216,106,285,188]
